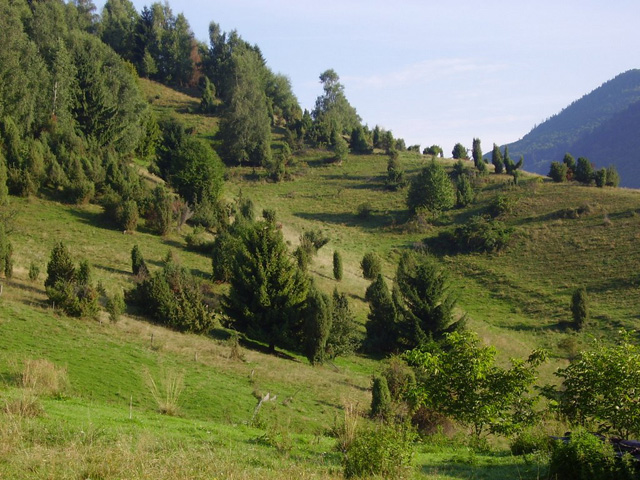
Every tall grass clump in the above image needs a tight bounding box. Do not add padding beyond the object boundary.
[21,358,68,396]
[144,368,185,416]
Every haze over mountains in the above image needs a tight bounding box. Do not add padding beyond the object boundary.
[503,69,640,188]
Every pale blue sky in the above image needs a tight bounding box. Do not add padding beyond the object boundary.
[97,0,640,154]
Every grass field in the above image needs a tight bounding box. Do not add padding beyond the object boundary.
[1,80,638,478]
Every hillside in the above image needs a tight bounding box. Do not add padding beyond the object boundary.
[2,78,640,478]
[504,69,640,187]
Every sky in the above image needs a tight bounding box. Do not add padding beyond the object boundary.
[97,0,640,154]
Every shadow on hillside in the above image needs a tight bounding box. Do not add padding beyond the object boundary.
[67,207,118,232]
[96,264,130,276]
[294,210,404,230]
[420,459,542,479]
[500,321,565,333]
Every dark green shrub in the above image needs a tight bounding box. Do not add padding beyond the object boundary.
[382,356,416,402]
[370,375,392,420]
[28,261,40,282]
[356,202,373,219]
[488,194,518,217]
[106,291,126,323]
[119,200,139,232]
[605,165,620,187]
[455,215,514,253]
[571,287,589,330]
[343,424,414,479]
[131,244,148,278]
[510,428,553,455]
[361,252,382,280]
[595,168,607,188]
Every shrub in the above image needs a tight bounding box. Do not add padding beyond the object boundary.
[488,194,518,217]
[571,287,588,330]
[510,428,553,456]
[549,430,638,480]
[361,252,382,280]
[343,423,415,479]
[131,244,148,277]
[28,261,40,282]
[455,215,514,253]
[356,202,373,219]
[106,291,126,323]
[382,356,416,402]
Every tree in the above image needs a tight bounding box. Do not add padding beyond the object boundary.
[131,244,148,277]
[326,289,360,359]
[472,138,482,167]
[393,252,458,346]
[385,153,406,191]
[594,167,607,188]
[423,145,443,157]
[555,333,640,439]
[99,0,139,61]
[311,69,360,145]
[0,152,8,206]
[407,159,455,217]
[218,46,272,166]
[574,157,594,184]
[571,287,588,330]
[361,252,382,280]
[491,143,504,174]
[199,76,216,113]
[223,220,309,353]
[548,161,568,182]
[452,143,467,159]
[333,250,343,281]
[0,225,12,279]
[331,129,349,163]
[563,153,576,177]
[350,125,372,153]
[605,165,620,187]
[405,331,546,438]
[364,274,398,353]
[45,242,76,289]
[303,284,332,365]
[455,174,474,208]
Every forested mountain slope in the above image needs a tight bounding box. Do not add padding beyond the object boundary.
[504,69,640,187]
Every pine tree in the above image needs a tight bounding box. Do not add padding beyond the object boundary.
[131,244,148,277]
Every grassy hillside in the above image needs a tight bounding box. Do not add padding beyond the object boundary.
[2,80,639,478]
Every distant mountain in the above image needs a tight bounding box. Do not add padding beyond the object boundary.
[503,69,640,188]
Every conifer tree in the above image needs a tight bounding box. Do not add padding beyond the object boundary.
[45,242,76,289]
[370,375,392,420]
[333,250,343,281]
[491,143,504,174]
[326,288,360,359]
[571,287,589,330]
[364,274,398,353]
[131,244,148,277]
[472,138,482,167]
[407,159,455,217]
[223,220,309,353]
[303,284,332,365]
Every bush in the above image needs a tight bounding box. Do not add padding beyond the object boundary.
[549,430,638,480]
[343,424,415,479]
[106,291,126,323]
[28,261,40,282]
[455,215,514,253]
[549,161,568,182]
[488,194,518,217]
[510,428,553,456]
[361,252,382,280]
[333,250,343,281]
[356,202,373,219]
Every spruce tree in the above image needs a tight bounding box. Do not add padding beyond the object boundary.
[326,288,360,359]
[364,274,398,353]
[45,242,76,289]
[370,375,392,420]
[223,220,309,353]
[472,138,482,168]
[131,244,148,277]
[407,159,455,217]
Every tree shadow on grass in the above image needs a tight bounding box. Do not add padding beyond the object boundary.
[66,206,118,232]
[294,210,405,231]
[420,459,545,479]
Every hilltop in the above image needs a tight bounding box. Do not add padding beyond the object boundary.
[504,69,640,187]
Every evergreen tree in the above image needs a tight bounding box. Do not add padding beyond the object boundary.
[223,220,309,353]
[563,153,576,177]
[407,159,455,217]
[350,125,372,153]
[595,167,607,187]
[575,157,594,184]
[605,165,620,187]
[455,174,474,208]
[452,143,467,159]
[472,138,482,167]
[364,274,398,353]
[571,287,589,330]
[326,289,360,359]
[0,152,8,206]
[370,375,392,421]
[333,250,343,281]
[45,242,76,289]
[491,143,504,174]
[385,152,406,190]
[303,284,332,365]
[131,244,148,277]
[331,129,349,163]
[394,252,458,346]
[361,252,382,280]
[548,161,568,182]
[199,76,216,113]
[311,69,361,144]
